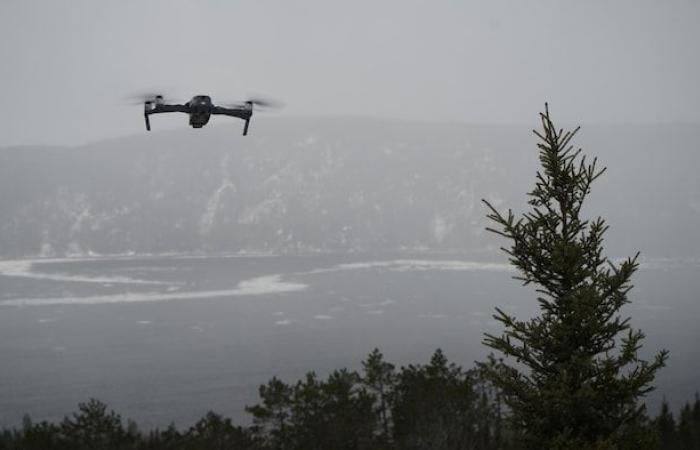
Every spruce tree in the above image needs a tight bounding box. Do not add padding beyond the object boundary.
[60,398,131,450]
[392,350,488,449]
[654,399,676,449]
[677,402,695,449]
[361,348,396,443]
[479,105,668,449]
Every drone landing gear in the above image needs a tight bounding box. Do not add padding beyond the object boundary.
[243,118,250,136]
[144,113,151,131]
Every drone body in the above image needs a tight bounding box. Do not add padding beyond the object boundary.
[143,95,260,135]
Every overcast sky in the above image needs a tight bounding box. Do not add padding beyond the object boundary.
[1,0,698,146]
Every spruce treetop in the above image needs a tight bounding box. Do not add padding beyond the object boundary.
[480,104,668,449]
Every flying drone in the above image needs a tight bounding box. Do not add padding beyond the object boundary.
[134,94,278,136]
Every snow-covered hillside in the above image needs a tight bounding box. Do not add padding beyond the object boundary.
[0,117,698,258]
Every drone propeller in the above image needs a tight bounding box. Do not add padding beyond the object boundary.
[220,96,283,110]
[124,92,172,105]
[247,96,283,108]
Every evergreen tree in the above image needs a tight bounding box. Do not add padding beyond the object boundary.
[361,348,396,444]
[246,376,293,449]
[655,399,676,449]
[140,423,182,450]
[479,105,668,449]
[391,349,491,450]
[60,398,133,450]
[674,395,700,450]
[693,393,700,449]
[16,416,69,450]
[247,370,377,449]
[180,412,255,450]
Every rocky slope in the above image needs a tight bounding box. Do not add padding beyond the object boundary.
[1,117,698,258]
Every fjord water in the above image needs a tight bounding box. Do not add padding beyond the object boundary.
[1,254,698,428]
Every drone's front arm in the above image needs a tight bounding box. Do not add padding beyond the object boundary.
[144,104,190,131]
[210,106,251,120]
[210,106,253,135]
[147,104,190,114]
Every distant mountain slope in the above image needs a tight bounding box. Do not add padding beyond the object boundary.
[0,117,698,258]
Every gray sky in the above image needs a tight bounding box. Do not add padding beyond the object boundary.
[1,0,698,146]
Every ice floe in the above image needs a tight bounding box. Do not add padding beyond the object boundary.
[0,259,169,285]
[313,314,333,320]
[0,275,307,307]
[306,259,512,275]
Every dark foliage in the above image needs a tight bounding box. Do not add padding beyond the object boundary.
[1,363,699,449]
[246,369,377,449]
[480,105,668,449]
[391,350,494,449]
[245,349,503,449]
[650,394,700,450]
[0,350,508,450]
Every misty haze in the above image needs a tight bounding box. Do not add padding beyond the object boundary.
[1,1,699,449]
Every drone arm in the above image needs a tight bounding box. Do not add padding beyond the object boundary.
[210,106,251,120]
[149,104,190,114]
[211,106,253,135]
[143,104,189,131]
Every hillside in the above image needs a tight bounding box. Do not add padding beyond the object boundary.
[1,117,698,258]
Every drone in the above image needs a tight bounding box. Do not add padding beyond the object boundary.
[136,94,278,136]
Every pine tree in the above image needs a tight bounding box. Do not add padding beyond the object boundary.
[181,411,255,450]
[361,348,396,443]
[479,105,668,449]
[655,399,676,449]
[391,349,486,449]
[247,370,377,449]
[246,376,293,449]
[693,393,700,449]
[60,398,132,449]
[677,402,695,449]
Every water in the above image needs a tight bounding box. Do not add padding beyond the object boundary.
[1,254,698,428]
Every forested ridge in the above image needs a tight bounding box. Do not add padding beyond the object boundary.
[0,351,698,449]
